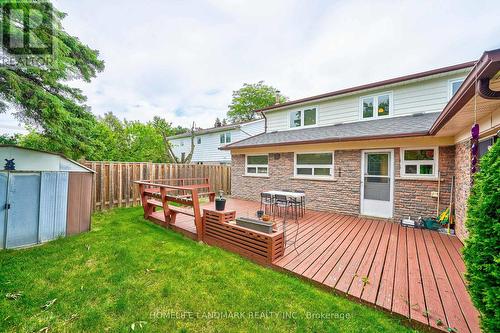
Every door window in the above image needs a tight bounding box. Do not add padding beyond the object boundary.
[364,153,390,201]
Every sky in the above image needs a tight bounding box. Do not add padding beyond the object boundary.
[1,0,500,133]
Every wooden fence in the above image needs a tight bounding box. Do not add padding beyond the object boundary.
[82,162,231,211]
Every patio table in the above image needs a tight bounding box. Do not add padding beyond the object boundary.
[262,190,305,249]
[262,190,305,199]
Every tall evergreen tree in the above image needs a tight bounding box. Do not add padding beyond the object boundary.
[0,0,104,158]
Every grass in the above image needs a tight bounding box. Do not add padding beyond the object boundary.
[0,207,419,333]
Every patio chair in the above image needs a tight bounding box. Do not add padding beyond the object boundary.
[294,190,306,217]
[260,192,273,215]
[273,194,290,218]
[287,197,302,219]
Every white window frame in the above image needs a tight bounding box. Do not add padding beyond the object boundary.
[245,154,269,177]
[359,92,393,120]
[294,152,334,180]
[288,106,318,129]
[197,137,201,144]
[448,78,465,100]
[400,147,439,178]
[219,132,231,144]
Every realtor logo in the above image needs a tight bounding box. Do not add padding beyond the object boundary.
[1,1,53,56]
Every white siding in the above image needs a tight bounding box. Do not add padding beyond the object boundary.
[240,119,265,136]
[264,71,468,132]
[169,120,265,163]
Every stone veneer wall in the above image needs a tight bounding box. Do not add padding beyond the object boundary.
[393,146,455,222]
[231,151,361,216]
[231,146,455,222]
[453,140,470,242]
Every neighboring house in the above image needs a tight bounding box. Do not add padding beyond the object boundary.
[167,119,264,164]
[222,49,500,242]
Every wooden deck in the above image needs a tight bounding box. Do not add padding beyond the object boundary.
[150,198,480,333]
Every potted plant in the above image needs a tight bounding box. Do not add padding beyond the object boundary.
[215,190,226,211]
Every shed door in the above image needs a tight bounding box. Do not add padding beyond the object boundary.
[39,172,69,242]
[6,173,41,248]
[0,172,7,249]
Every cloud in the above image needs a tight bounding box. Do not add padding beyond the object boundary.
[3,0,498,134]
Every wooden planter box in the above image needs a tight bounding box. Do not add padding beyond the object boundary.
[202,209,284,265]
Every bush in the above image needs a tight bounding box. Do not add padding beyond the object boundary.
[463,139,500,333]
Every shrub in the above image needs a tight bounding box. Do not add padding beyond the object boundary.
[463,139,500,333]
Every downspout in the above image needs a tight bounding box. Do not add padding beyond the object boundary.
[261,112,268,133]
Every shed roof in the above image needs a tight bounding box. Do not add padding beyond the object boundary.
[221,112,439,150]
[0,145,94,173]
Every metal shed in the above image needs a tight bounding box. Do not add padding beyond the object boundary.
[0,145,94,249]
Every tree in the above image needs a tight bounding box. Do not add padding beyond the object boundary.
[463,140,499,333]
[221,118,227,126]
[152,116,189,163]
[227,81,287,123]
[214,117,222,127]
[0,133,19,144]
[0,0,104,158]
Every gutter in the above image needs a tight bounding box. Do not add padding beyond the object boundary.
[429,49,500,135]
[261,112,268,132]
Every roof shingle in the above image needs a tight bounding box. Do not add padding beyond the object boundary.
[221,112,439,149]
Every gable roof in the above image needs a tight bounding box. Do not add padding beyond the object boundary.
[255,61,475,113]
[166,118,264,140]
[221,112,439,150]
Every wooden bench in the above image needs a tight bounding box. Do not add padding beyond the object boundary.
[137,180,209,241]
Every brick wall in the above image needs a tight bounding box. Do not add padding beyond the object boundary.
[231,146,455,222]
[231,151,361,215]
[453,140,470,242]
[393,146,455,222]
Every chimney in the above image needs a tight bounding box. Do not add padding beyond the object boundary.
[275,90,281,105]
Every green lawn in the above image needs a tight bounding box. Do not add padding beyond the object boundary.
[0,207,418,333]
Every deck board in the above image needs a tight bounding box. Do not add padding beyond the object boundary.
[348,219,385,298]
[143,198,479,333]
[392,226,409,318]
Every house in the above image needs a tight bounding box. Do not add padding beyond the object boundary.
[167,119,265,164]
[222,48,500,242]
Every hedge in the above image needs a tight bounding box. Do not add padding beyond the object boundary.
[463,139,499,333]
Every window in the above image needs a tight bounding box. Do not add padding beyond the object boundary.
[449,78,465,99]
[180,141,184,146]
[401,148,438,177]
[360,93,392,119]
[245,155,268,176]
[219,132,231,144]
[289,107,317,128]
[197,137,201,144]
[294,152,334,179]
[479,135,498,159]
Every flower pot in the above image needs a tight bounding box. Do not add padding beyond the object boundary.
[215,198,226,211]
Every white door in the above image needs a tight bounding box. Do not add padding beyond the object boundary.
[361,150,394,218]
